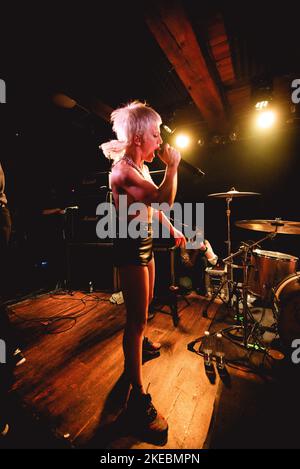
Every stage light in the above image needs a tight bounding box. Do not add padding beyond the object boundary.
[252,79,273,110]
[52,93,90,113]
[255,100,269,110]
[252,94,278,131]
[175,134,190,149]
[229,131,238,142]
[256,110,277,129]
[52,93,77,109]
[212,135,221,144]
[162,124,173,134]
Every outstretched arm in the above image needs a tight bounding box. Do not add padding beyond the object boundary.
[152,209,186,248]
[144,164,186,248]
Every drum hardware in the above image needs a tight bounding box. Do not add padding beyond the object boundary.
[207,188,261,309]
[248,249,298,304]
[272,272,300,347]
[203,264,242,319]
[203,214,300,362]
[235,217,300,349]
[220,231,279,352]
[208,189,261,198]
[189,214,300,365]
[235,218,300,235]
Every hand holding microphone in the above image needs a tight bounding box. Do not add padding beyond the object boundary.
[157,143,205,177]
[157,143,181,168]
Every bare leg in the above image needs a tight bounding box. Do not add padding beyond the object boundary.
[145,256,161,346]
[147,256,155,313]
[119,265,149,393]
[120,260,168,437]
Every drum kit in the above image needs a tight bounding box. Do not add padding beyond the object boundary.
[207,188,300,351]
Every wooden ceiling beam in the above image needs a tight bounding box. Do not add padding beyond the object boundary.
[206,13,236,87]
[145,1,227,132]
[206,12,254,124]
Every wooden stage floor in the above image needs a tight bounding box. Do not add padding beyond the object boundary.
[2,289,299,449]
[3,290,220,449]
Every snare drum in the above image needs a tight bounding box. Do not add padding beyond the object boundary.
[248,249,298,302]
[273,273,300,346]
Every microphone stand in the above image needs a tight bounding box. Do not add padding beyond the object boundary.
[63,206,79,293]
[100,158,120,293]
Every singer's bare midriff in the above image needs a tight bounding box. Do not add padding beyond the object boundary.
[113,189,153,224]
[111,160,155,225]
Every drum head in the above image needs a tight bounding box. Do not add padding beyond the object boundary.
[278,294,300,347]
[253,249,298,262]
[276,274,300,346]
[249,251,298,301]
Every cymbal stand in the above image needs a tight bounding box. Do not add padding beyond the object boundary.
[223,189,238,305]
[225,194,233,292]
[203,192,237,317]
[222,231,277,351]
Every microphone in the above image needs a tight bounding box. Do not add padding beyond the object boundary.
[157,144,205,177]
[180,158,205,177]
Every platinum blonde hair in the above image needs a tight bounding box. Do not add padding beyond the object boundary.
[100,100,162,161]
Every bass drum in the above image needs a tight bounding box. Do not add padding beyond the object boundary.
[274,273,300,346]
[248,249,298,302]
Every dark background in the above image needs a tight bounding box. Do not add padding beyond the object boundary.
[1,2,300,294]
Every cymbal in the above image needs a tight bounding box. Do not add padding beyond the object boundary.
[235,219,300,235]
[208,189,260,198]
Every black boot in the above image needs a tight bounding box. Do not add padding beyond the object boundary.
[126,388,168,443]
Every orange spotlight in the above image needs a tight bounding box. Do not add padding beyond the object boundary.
[256,110,277,129]
[175,134,190,149]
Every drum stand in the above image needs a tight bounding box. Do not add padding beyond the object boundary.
[225,193,233,299]
[202,265,241,318]
[203,192,239,317]
[221,232,278,351]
